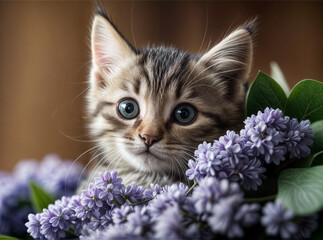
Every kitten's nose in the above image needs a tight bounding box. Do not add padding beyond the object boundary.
[139,134,161,148]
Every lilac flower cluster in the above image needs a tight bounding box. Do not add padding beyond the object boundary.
[191,177,260,238]
[27,169,319,240]
[26,170,262,239]
[24,108,318,239]
[0,154,83,236]
[261,201,318,239]
[25,171,122,239]
[0,173,31,236]
[186,108,314,190]
[14,154,84,197]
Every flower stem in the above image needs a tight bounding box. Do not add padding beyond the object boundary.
[180,210,196,221]
[112,199,122,207]
[130,197,154,206]
[186,180,197,196]
[244,194,276,203]
[66,229,78,238]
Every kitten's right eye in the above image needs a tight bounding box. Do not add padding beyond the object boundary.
[173,103,197,125]
[117,98,139,119]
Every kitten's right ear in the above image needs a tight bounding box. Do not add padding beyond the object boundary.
[91,13,136,74]
[197,19,256,98]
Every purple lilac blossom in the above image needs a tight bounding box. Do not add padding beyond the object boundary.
[162,182,188,202]
[81,183,104,210]
[153,204,197,239]
[13,159,39,182]
[82,224,134,240]
[215,130,243,166]
[0,173,31,235]
[193,177,260,238]
[208,195,243,237]
[261,201,297,239]
[67,195,88,234]
[124,206,151,236]
[122,182,145,203]
[11,154,83,198]
[25,213,43,239]
[193,141,215,177]
[223,202,260,238]
[69,195,91,221]
[192,177,242,216]
[244,107,287,130]
[148,183,188,216]
[10,154,85,238]
[111,204,134,224]
[143,183,161,199]
[39,204,71,240]
[186,108,314,191]
[38,154,83,197]
[186,159,201,181]
[94,170,124,204]
[230,157,266,191]
[284,118,314,159]
[244,122,284,163]
[87,210,113,231]
[235,203,261,228]
[293,214,318,239]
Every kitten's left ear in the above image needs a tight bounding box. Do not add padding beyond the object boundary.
[91,11,137,74]
[198,20,256,96]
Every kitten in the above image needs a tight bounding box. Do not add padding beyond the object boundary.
[85,8,255,188]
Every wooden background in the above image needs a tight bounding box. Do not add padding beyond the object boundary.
[0,1,322,171]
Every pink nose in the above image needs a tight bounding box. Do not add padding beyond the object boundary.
[139,134,161,148]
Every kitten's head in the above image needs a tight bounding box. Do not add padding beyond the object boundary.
[87,11,255,176]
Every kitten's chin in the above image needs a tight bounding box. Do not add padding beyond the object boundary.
[122,149,170,172]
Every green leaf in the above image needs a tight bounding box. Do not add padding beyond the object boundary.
[246,71,287,116]
[28,181,55,213]
[293,151,323,168]
[311,151,323,167]
[311,120,323,154]
[270,61,290,96]
[285,80,323,122]
[277,166,323,216]
[0,235,20,240]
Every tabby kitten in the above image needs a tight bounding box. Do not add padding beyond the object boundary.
[86,9,255,188]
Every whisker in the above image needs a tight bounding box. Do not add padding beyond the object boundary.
[58,130,100,143]
[196,0,209,56]
[88,148,120,183]
[65,144,100,189]
[76,146,109,189]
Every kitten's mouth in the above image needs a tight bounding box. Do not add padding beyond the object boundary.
[136,147,167,164]
[123,145,170,171]
[138,149,160,159]
[139,149,159,158]
[129,145,162,158]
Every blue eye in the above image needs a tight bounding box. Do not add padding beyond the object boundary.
[173,103,197,125]
[118,98,139,119]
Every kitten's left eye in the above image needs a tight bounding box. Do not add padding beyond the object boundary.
[118,98,139,119]
[173,103,197,125]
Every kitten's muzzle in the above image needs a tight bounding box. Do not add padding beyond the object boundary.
[139,134,161,149]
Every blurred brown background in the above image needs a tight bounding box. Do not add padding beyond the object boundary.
[0,1,322,171]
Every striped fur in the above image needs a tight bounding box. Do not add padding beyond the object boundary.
[84,11,255,188]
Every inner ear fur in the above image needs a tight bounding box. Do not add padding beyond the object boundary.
[91,13,137,75]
